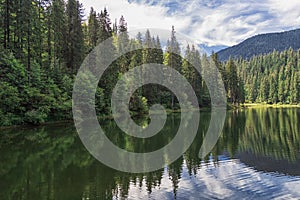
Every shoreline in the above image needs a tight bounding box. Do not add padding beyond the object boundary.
[0,120,74,131]
[242,103,300,108]
[1,104,299,130]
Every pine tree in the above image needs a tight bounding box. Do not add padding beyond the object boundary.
[48,0,67,70]
[117,15,130,73]
[154,36,164,64]
[193,47,203,105]
[87,7,99,50]
[65,0,85,73]
[225,58,239,103]
[98,8,112,42]
[259,77,270,102]
[164,26,182,109]
[91,8,117,114]
[2,0,10,49]
[142,30,158,104]
[278,66,285,103]
[200,53,211,106]
[268,73,278,103]
[182,44,202,106]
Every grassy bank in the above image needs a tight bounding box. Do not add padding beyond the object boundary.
[242,103,300,108]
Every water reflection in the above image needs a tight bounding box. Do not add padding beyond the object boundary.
[0,108,299,199]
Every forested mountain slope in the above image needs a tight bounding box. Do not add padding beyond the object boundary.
[217,29,300,61]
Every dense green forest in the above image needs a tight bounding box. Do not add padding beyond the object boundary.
[236,49,300,104]
[0,0,298,127]
[217,29,300,61]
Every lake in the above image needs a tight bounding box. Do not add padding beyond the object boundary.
[0,108,299,199]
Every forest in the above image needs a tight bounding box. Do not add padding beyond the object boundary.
[0,0,299,126]
[237,49,300,104]
[217,28,300,61]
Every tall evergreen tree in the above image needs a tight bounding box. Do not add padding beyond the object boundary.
[117,15,130,73]
[98,8,112,42]
[65,0,85,73]
[48,0,67,70]
[164,26,182,108]
[87,7,99,50]
[225,58,240,103]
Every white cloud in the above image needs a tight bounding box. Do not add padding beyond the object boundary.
[80,0,300,47]
[267,0,300,28]
[81,0,189,33]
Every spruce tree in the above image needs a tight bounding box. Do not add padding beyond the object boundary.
[87,7,99,50]
[165,26,182,109]
[65,0,85,73]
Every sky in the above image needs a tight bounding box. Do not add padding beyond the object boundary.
[79,0,300,48]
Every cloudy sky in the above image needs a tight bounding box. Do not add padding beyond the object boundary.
[80,0,300,48]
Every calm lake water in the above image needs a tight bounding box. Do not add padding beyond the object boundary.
[0,108,300,199]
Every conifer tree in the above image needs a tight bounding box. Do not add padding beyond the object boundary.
[65,0,85,73]
[87,7,99,50]
[165,26,182,108]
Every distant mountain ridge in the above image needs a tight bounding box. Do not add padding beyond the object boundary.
[217,28,300,61]
[199,44,228,55]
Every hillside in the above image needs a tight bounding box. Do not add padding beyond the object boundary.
[217,28,300,61]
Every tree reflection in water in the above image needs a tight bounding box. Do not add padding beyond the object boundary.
[0,108,299,199]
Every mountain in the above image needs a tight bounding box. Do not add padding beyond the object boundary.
[217,28,300,61]
[199,44,228,55]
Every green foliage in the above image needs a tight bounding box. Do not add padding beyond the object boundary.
[236,49,300,104]
[95,87,106,116]
[65,0,85,73]
[0,82,23,126]
[24,109,48,125]
[164,26,182,109]
[0,50,26,88]
[182,45,203,106]
[130,96,149,115]
[0,82,21,112]
[0,2,297,127]
[225,58,244,104]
